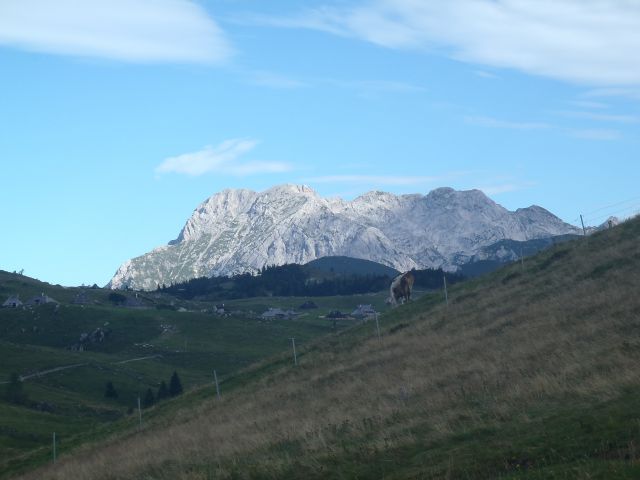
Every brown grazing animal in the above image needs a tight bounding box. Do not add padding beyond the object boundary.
[389,271,415,306]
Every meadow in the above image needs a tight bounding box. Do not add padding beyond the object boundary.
[0,273,391,478]
[8,216,640,479]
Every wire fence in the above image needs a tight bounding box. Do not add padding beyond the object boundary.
[572,195,640,227]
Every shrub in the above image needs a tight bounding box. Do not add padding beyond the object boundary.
[169,371,183,397]
[104,381,118,399]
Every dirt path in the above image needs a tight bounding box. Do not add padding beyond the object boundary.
[113,354,162,365]
[0,363,90,384]
[0,354,163,384]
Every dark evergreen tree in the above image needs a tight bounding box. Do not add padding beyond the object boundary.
[5,373,27,405]
[169,371,183,397]
[104,381,118,399]
[108,292,126,305]
[157,381,169,400]
[142,388,155,408]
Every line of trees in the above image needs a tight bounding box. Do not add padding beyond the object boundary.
[159,264,464,300]
[104,371,184,410]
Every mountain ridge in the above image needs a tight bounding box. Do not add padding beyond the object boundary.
[109,185,580,290]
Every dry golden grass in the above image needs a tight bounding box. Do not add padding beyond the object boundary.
[16,218,640,479]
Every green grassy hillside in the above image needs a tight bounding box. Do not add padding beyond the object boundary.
[0,273,395,477]
[12,217,640,479]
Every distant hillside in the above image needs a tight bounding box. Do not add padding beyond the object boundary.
[458,233,581,277]
[0,270,102,305]
[304,256,400,277]
[22,215,640,479]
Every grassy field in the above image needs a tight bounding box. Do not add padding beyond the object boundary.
[0,272,398,478]
[8,216,640,479]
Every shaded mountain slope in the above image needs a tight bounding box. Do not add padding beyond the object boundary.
[303,255,400,277]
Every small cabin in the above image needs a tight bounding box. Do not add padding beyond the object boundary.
[25,293,59,307]
[298,300,318,310]
[71,290,91,305]
[2,295,22,308]
[351,304,377,319]
[261,308,298,320]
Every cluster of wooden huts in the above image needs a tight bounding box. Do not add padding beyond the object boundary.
[259,302,378,321]
[2,293,59,308]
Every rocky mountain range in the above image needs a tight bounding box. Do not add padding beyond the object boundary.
[108,185,581,290]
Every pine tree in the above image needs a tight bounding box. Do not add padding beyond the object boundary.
[169,371,183,397]
[156,380,171,401]
[142,388,155,408]
[157,381,169,400]
[104,381,118,399]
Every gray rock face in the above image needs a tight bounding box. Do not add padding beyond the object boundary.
[108,185,580,290]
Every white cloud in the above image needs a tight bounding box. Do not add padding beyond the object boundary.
[156,139,291,177]
[464,116,551,130]
[0,0,232,63]
[569,129,622,141]
[585,88,640,101]
[555,111,639,123]
[260,1,640,86]
[568,100,609,110]
[464,114,625,141]
[478,182,536,195]
[323,78,425,93]
[247,70,308,89]
[304,174,445,186]
[474,70,499,79]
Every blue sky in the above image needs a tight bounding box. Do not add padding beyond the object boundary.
[1,0,639,286]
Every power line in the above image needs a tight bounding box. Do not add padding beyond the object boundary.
[581,195,640,218]
[585,203,640,225]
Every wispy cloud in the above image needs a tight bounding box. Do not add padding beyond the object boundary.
[251,1,640,86]
[241,70,424,94]
[555,110,639,124]
[474,70,499,79]
[156,139,291,177]
[246,70,309,89]
[477,182,536,195]
[585,88,640,101]
[0,0,232,63]
[569,100,609,110]
[322,78,425,94]
[569,129,622,141]
[465,116,551,130]
[303,174,442,186]
[465,113,625,141]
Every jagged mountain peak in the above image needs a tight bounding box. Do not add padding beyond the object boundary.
[109,185,580,290]
[425,187,497,207]
[265,183,317,195]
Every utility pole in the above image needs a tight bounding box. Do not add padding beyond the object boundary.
[213,370,221,399]
[52,432,56,464]
[291,337,298,366]
[375,313,381,339]
[137,396,142,428]
[443,275,449,307]
[580,215,587,236]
